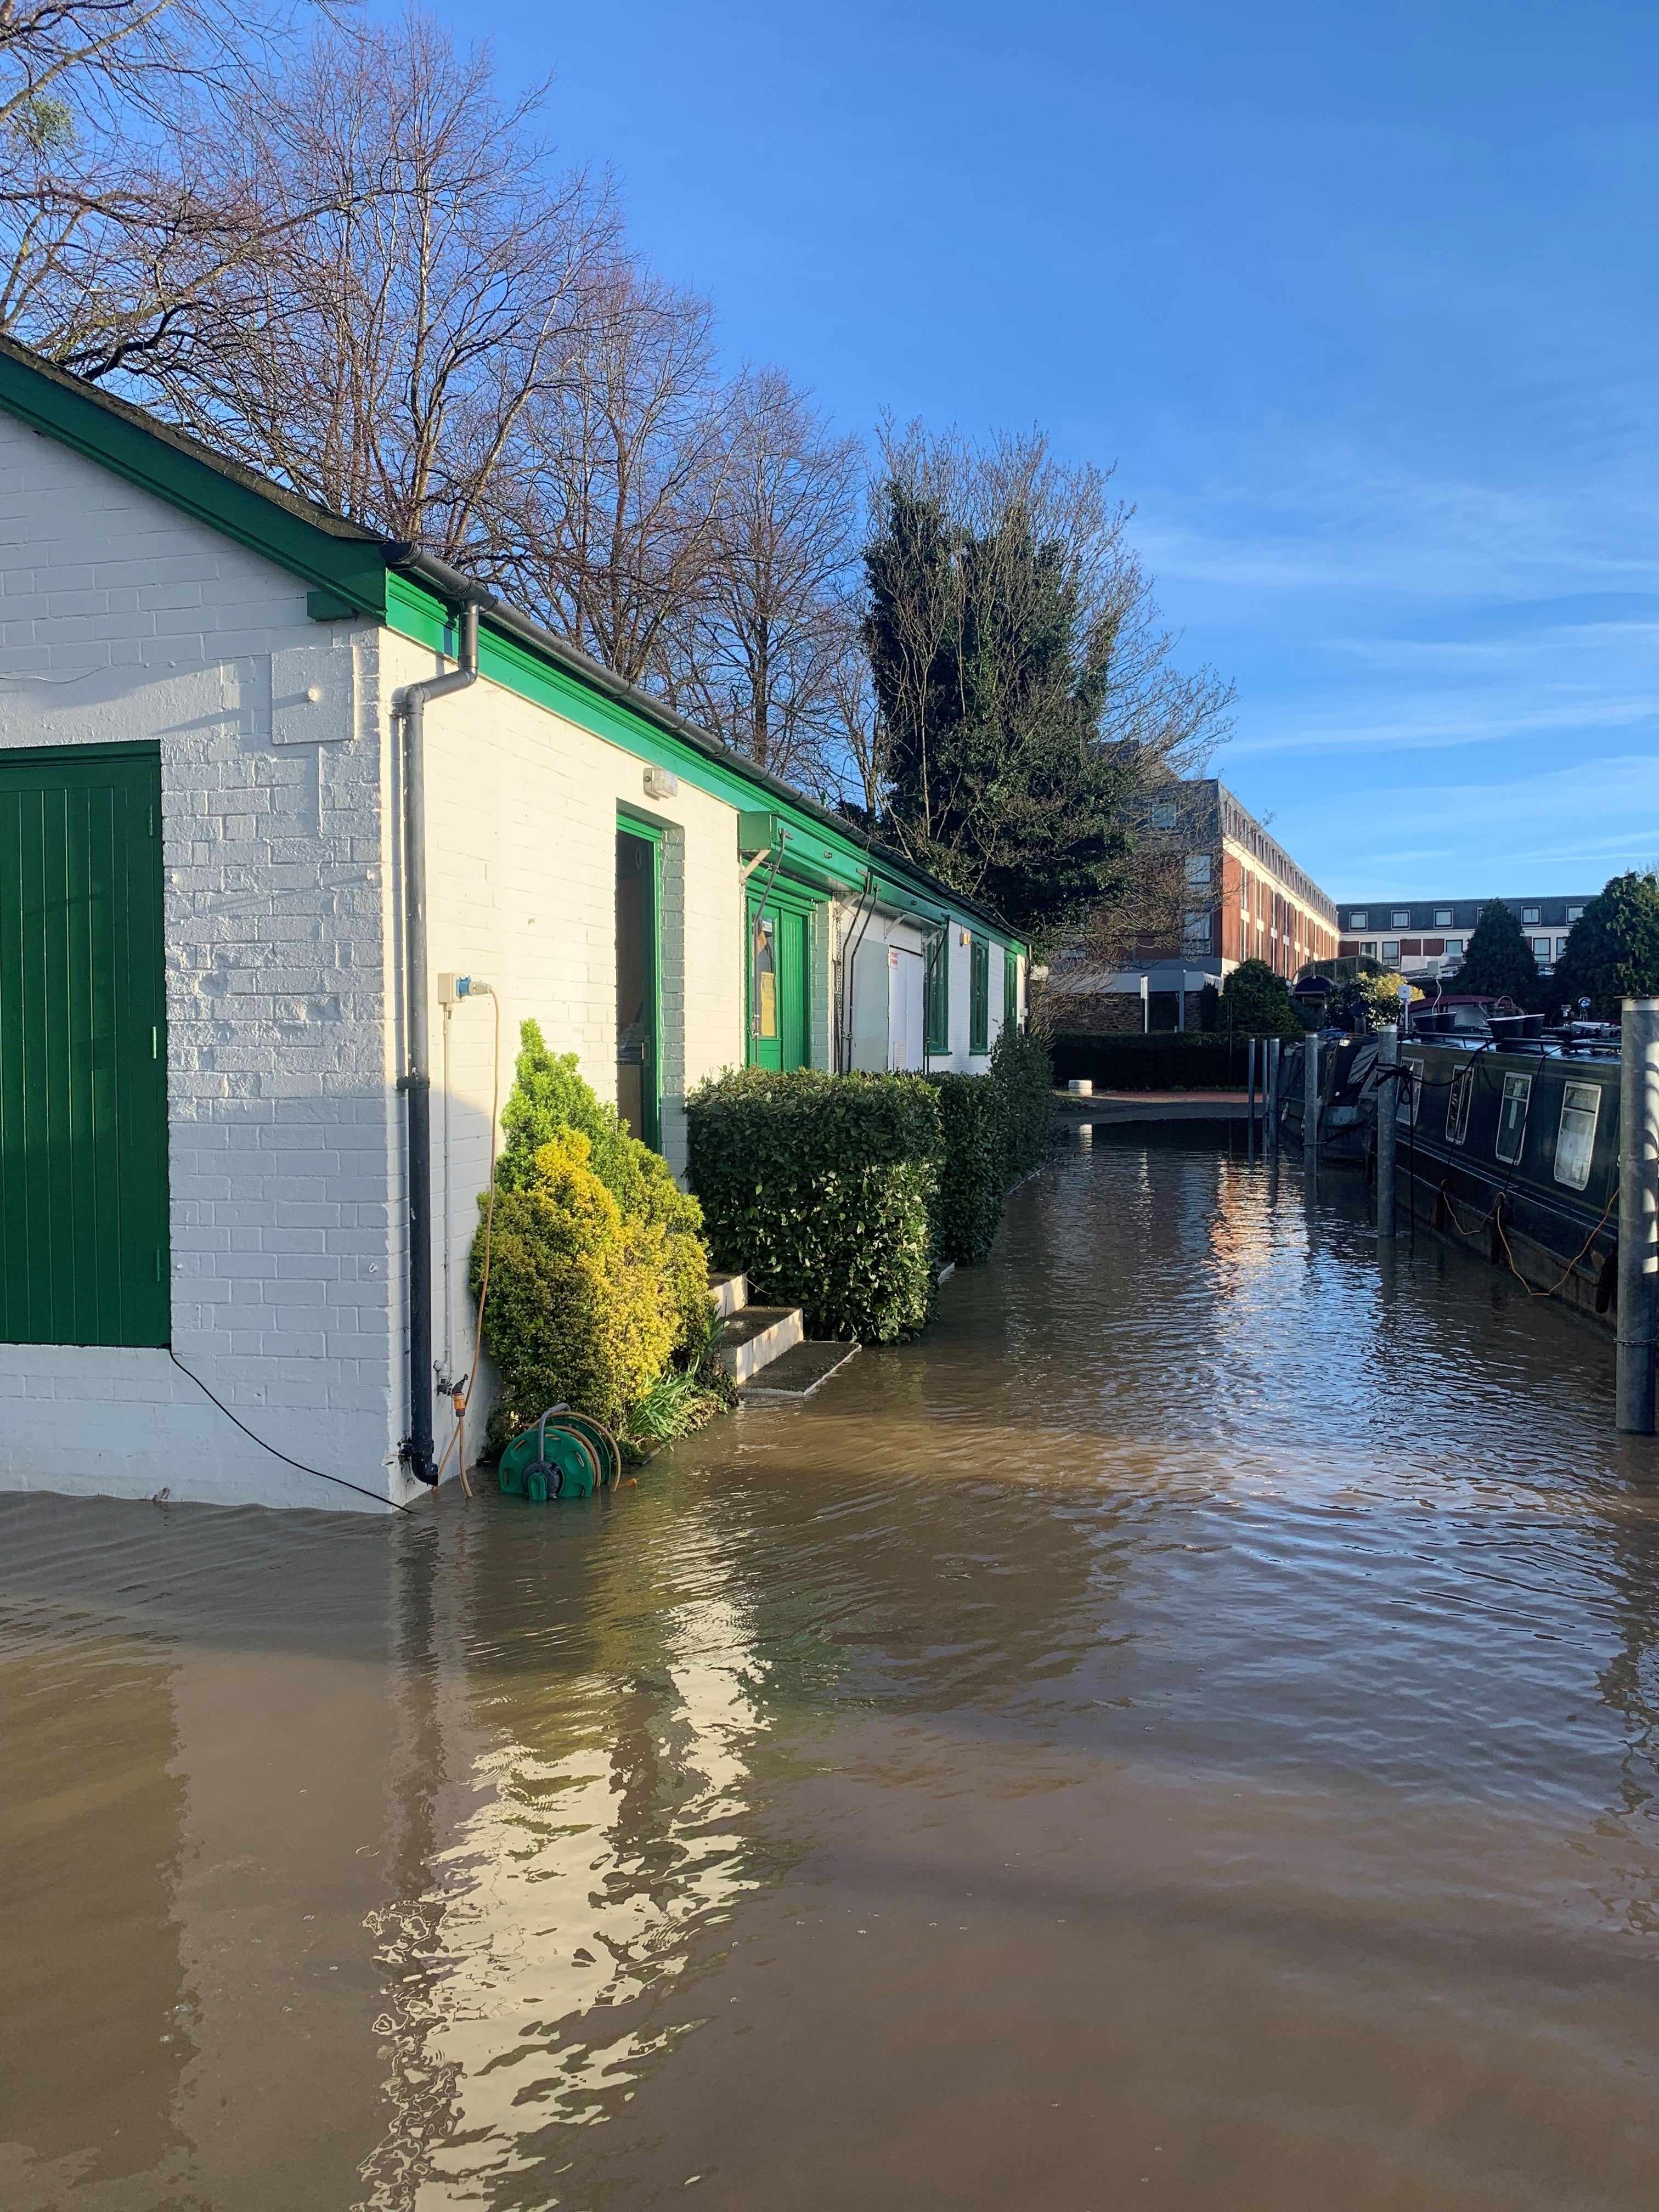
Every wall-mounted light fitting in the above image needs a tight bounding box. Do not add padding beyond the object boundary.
[643,764,679,799]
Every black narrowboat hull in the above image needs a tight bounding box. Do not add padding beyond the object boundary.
[1286,1040,1622,1328]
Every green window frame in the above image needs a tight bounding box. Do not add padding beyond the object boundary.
[924,930,950,1057]
[969,937,990,1055]
[1,741,170,1346]
[1003,946,1019,1032]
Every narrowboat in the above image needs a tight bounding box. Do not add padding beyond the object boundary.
[1283,1028,1623,1327]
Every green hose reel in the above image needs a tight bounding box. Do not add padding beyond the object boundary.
[498,1405,623,1503]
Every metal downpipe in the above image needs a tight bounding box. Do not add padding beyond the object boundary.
[396,594,490,1484]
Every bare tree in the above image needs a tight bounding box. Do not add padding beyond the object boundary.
[665,366,862,789]
[107,15,618,565]
[499,259,727,682]
[1,0,323,376]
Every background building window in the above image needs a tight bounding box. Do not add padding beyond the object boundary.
[1522,906,1541,924]
[1532,936,1551,960]
[1434,909,1452,926]
[1149,802,1177,829]
[1182,911,1213,953]
[1382,940,1400,961]
[1362,940,1378,956]
[1444,938,1464,957]
[1391,910,1409,928]
[1566,905,1584,922]
[1556,936,1570,958]
[1349,910,1368,928]
[1185,854,1211,885]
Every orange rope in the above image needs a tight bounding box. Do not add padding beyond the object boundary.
[1493,1180,1619,1300]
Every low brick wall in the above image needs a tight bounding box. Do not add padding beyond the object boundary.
[1048,1033,1252,1090]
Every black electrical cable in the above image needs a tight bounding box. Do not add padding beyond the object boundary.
[166,1349,415,1515]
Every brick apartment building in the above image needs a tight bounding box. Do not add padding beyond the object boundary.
[1335,896,1594,983]
[1044,780,1339,1031]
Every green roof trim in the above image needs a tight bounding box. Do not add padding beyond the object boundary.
[0,335,1026,955]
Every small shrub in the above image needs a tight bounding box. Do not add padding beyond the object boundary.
[687,1068,941,1342]
[1218,958,1307,1041]
[496,1020,710,1359]
[989,1023,1054,1184]
[471,1128,678,1436]
[927,1072,1008,1266]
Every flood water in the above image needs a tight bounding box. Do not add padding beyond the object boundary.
[5,1131,1659,2211]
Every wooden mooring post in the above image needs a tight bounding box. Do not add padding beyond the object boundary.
[1617,997,1659,1434]
[1303,1032,1320,1165]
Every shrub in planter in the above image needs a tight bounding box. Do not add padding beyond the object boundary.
[495,1020,711,1360]
[686,1068,941,1342]
[990,1023,1053,1183]
[470,1128,678,1436]
[927,1072,1008,1267]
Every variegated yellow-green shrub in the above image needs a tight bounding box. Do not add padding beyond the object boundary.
[471,1127,678,1437]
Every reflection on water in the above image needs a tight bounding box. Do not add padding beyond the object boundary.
[5,1136,1659,2210]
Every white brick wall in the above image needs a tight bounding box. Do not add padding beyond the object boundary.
[0,414,409,1511]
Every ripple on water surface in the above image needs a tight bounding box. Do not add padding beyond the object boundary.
[3,1136,1658,2212]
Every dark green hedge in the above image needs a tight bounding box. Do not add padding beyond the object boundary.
[927,1073,1008,1266]
[991,1024,1054,1181]
[686,1069,942,1342]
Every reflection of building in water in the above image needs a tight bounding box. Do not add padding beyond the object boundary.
[357,1503,798,2208]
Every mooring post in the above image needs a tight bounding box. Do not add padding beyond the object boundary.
[1376,1023,1398,1240]
[1267,1038,1280,1165]
[1304,1032,1319,1165]
[1616,997,1659,1434]
[1247,1037,1257,1161]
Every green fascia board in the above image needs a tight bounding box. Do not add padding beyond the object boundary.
[0,338,388,618]
[385,571,1023,952]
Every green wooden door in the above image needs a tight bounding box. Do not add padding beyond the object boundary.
[747,889,811,1070]
[0,744,170,1346]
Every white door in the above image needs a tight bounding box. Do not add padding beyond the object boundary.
[888,946,924,1070]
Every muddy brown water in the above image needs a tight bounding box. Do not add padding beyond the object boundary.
[5,1132,1659,2212]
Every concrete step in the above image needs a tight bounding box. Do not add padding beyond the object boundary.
[713,1304,803,1384]
[707,1271,748,1318]
[739,1340,860,1400]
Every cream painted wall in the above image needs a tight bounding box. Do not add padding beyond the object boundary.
[376,630,749,1462]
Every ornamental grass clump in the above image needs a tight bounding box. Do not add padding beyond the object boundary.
[686,1068,941,1342]
[472,1021,717,1444]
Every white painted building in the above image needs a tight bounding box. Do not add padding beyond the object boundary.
[0,340,1025,1512]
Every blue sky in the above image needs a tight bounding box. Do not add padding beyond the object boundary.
[433,0,1657,900]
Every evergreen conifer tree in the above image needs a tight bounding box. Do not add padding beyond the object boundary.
[1451,900,1539,1006]
[1549,873,1659,1018]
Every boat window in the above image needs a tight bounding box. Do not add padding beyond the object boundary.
[1495,1073,1531,1164]
[1398,1056,1424,1127]
[1446,1064,1474,1146]
[1554,1081,1601,1192]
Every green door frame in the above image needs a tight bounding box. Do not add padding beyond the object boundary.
[746,875,819,1070]
[616,809,663,1152]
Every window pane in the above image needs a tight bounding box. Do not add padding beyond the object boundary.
[1496,1073,1531,1164]
[1391,910,1409,928]
[1434,909,1452,926]
[1382,941,1400,961]
[1446,1065,1473,1146]
[1554,1082,1601,1190]
[1522,907,1540,924]
[1443,939,1464,957]
[1184,854,1211,885]
[1350,911,1367,928]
